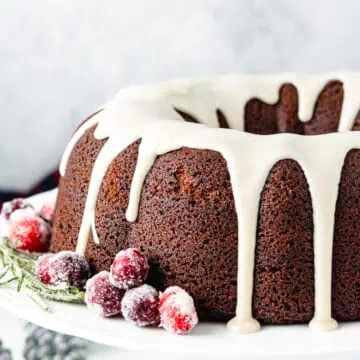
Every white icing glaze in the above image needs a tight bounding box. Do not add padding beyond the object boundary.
[60,115,100,176]
[60,73,360,334]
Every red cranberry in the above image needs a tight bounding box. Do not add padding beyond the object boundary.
[110,248,149,290]
[48,251,90,289]
[1,198,33,220]
[121,284,160,327]
[85,271,124,317]
[9,208,51,252]
[39,202,55,224]
[159,285,182,308]
[159,286,198,335]
[35,254,53,284]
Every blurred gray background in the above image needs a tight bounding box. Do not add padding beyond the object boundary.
[1,0,360,191]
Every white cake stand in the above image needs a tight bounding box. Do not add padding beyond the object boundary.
[0,189,360,359]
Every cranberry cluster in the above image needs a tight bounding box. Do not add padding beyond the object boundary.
[85,248,198,335]
[2,198,198,335]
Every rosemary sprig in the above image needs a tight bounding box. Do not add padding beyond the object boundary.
[0,237,85,309]
[0,277,19,286]
[0,265,9,281]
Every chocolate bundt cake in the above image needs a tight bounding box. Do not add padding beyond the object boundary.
[51,74,360,334]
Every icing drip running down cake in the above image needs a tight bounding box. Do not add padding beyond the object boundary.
[51,73,360,334]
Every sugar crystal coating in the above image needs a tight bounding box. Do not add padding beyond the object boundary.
[121,284,160,327]
[48,251,90,289]
[35,254,54,284]
[9,208,51,252]
[159,286,198,335]
[1,198,34,220]
[85,271,124,317]
[39,202,55,224]
[110,248,149,290]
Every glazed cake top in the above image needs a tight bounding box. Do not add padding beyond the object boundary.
[60,73,360,334]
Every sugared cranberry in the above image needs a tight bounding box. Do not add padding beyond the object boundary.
[35,254,53,284]
[39,202,55,224]
[159,286,198,335]
[1,198,33,220]
[9,208,51,252]
[85,271,124,317]
[110,248,149,290]
[48,251,90,289]
[159,285,182,308]
[121,284,160,327]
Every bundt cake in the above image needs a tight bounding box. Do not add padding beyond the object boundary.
[51,73,360,334]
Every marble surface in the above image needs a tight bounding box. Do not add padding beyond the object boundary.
[1,0,360,190]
